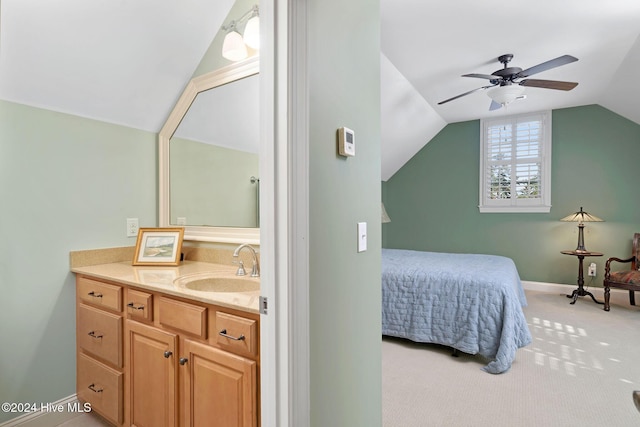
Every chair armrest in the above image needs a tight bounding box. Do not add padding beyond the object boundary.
[605,256,637,279]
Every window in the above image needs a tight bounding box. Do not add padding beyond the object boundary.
[479,111,551,213]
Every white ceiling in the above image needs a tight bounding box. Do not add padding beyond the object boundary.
[1,0,639,181]
[0,0,234,131]
[380,0,640,179]
[174,73,259,154]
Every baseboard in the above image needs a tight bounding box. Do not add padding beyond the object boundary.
[0,395,82,427]
[522,280,629,298]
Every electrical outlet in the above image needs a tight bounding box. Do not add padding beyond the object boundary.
[588,262,596,277]
[126,218,139,237]
[177,217,187,226]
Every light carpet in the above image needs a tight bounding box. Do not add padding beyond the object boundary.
[382,288,640,426]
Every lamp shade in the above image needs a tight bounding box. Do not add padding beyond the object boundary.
[222,29,248,61]
[243,15,260,49]
[560,207,603,223]
[381,203,391,223]
[487,84,525,105]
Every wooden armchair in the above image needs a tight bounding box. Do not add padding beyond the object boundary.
[603,233,640,311]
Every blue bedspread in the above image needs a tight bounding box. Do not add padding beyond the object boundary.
[382,249,532,374]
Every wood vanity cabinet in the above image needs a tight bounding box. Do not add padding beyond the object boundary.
[76,274,259,427]
[76,276,125,426]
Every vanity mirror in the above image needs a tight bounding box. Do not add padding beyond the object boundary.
[159,57,260,243]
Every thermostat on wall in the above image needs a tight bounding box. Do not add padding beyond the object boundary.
[338,127,355,157]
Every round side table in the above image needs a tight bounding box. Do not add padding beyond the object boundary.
[561,250,603,305]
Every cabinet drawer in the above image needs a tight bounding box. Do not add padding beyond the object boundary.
[77,353,123,425]
[78,304,123,367]
[78,277,122,312]
[126,289,153,322]
[215,312,257,357]
[159,297,207,338]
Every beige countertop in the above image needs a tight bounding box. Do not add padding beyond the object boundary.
[72,260,260,314]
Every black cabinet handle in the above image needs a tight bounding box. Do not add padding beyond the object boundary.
[219,329,245,341]
[88,383,103,393]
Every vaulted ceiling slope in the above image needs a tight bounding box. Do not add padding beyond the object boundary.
[381,0,640,179]
[1,1,639,182]
[0,0,234,131]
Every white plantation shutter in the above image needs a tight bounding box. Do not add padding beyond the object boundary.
[479,111,552,213]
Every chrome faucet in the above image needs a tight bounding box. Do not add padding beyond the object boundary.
[232,244,260,277]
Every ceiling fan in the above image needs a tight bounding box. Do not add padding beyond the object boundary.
[438,54,579,111]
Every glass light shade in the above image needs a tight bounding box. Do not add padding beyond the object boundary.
[487,84,525,105]
[243,15,260,49]
[560,207,603,224]
[222,30,248,61]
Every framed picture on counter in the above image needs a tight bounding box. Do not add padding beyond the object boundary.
[133,227,184,266]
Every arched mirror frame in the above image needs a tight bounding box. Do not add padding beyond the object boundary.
[159,56,260,244]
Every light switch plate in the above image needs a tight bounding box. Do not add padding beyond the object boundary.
[357,222,367,252]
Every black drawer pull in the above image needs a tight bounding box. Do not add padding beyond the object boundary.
[127,302,145,310]
[87,331,103,339]
[219,329,245,341]
[88,291,103,298]
[88,383,103,393]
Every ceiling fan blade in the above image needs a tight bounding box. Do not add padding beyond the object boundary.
[519,79,578,91]
[515,55,578,78]
[462,73,501,81]
[489,100,502,111]
[437,85,496,105]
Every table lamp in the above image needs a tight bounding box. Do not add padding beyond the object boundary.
[381,203,391,224]
[560,207,603,252]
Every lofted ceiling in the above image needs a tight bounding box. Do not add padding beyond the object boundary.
[0,0,235,131]
[1,1,639,181]
[381,0,640,180]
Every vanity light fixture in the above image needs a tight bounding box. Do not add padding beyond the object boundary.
[222,21,248,61]
[221,5,260,61]
[243,6,260,49]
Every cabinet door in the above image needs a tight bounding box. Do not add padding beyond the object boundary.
[127,320,178,427]
[182,339,257,427]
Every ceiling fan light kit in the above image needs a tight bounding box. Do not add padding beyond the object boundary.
[438,53,579,111]
[487,84,526,106]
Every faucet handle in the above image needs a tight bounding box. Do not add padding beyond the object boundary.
[250,262,260,278]
[234,260,247,276]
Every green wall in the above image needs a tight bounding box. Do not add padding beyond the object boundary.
[382,104,640,286]
[0,100,156,423]
[307,0,382,425]
[170,137,259,227]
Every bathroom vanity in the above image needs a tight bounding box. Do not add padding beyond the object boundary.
[71,248,260,427]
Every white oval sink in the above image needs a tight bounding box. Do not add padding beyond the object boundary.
[175,274,259,293]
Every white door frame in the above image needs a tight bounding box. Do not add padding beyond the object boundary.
[260,0,310,426]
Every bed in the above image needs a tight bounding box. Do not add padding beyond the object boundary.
[382,248,532,374]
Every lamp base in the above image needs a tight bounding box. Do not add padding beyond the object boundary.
[575,223,588,252]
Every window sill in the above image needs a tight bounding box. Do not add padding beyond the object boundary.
[478,205,551,213]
